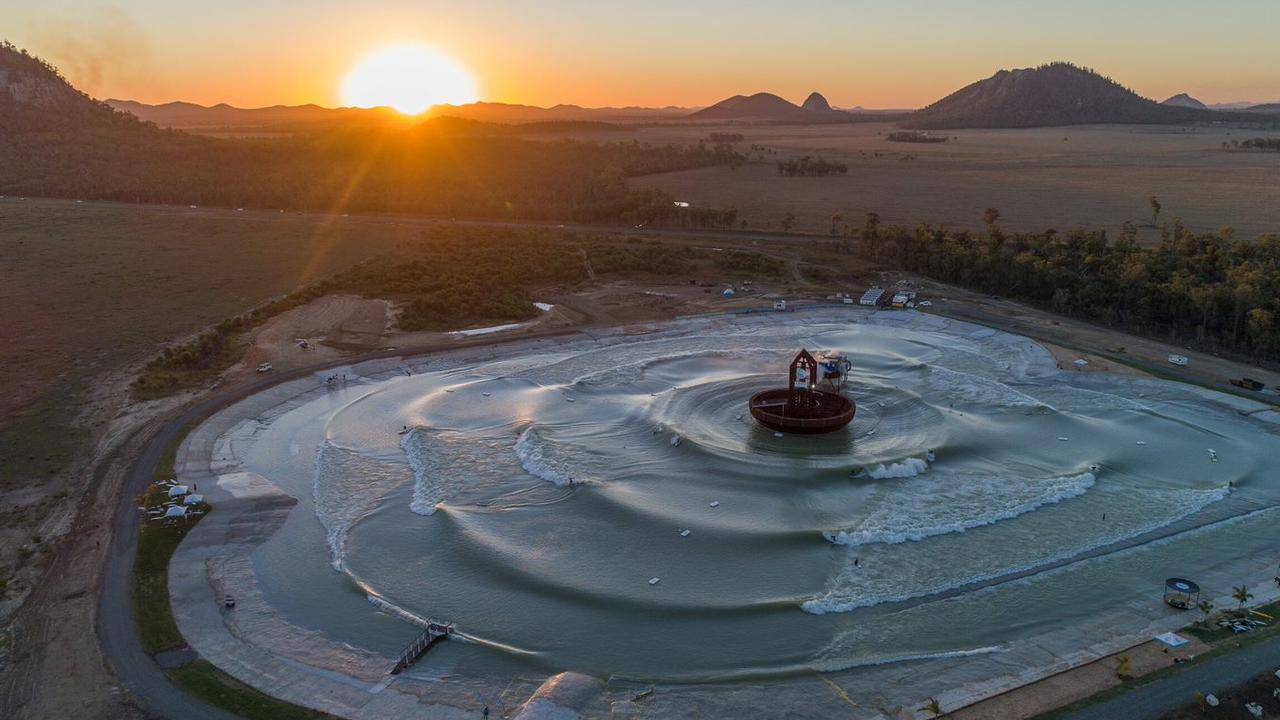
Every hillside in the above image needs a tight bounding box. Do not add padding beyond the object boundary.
[1245,103,1280,114]
[0,43,739,224]
[0,42,152,134]
[1161,93,1208,109]
[903,62,1235,129]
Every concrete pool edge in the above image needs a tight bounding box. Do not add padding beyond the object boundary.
[165,309,1280,720]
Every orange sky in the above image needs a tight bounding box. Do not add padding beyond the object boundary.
[5,1,1278,109]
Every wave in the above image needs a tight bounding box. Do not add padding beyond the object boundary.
[814,644,1005,674]
[366,591,432,628]
[402,430,443,515]
[826,471,1095,547]
[312,440,411,570]
[514,427,574,486]
[926,365,1049,410]
[859,457,930,479]
[804,483,1232,614]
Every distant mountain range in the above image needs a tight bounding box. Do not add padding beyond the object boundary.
[13,43,1275,134]
[103,98,693,131]
[902,62,1267,129]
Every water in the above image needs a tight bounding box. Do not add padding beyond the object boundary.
[241,312,1280,683]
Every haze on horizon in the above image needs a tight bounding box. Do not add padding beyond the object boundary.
[5,0,1279,111]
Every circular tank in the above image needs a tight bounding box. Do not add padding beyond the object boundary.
[748,388,856,434]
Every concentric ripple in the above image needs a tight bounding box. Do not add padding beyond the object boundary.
[242,311,1280,682]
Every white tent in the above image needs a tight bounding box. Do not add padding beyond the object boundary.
[167,485,189,498]
[163,505,188,519]
[183,494,204,506]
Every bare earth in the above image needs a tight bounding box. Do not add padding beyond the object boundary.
[621,122,1280,241]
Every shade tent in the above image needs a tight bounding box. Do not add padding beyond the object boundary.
[167,485,189,498]
[182,494,204,506]
[1163,577,1200,609]
[163,505,188,519]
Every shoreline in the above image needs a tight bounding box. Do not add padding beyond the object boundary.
[166,308,1280,720]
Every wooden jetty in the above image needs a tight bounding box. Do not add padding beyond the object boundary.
[390,619,454,674]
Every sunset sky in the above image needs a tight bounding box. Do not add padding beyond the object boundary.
[6,0,1278,109]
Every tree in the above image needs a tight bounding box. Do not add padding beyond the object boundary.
[1114,655,1132,680]
[982,207,1001,229]
[781,212,796,232]
[1247,308,1276,362]
[921,697,944,718]
[1196,600,1214,626]
[1233,584,1253,609]
[1149,196,1162,226]
[863,212,881,242]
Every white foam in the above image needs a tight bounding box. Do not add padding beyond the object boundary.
[861,457,930,479]
[815,643,1005,673]
[825,472,1096,548]
[806,482,1232,614]
[313,441,413,568]
[514,427,573,486]
[366,592,431,628]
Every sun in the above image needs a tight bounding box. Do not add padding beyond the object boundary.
[340,43,478,115]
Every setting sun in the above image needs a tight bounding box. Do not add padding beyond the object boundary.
[340,43,478,115]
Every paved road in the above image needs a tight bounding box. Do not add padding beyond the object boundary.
[95,329,582,719]
[1063,635,1280,720]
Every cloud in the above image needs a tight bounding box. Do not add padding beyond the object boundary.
[30,5,151,98]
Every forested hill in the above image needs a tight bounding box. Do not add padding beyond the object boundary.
[0,43,740,225]
[903,62,1259,129]
[0,41,160,133]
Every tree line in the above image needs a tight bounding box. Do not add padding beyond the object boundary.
[777,156,848,177]
[1222,137,1280,152]
[855,214,1280,363]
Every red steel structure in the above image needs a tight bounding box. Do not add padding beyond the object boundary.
[749,349,856,434]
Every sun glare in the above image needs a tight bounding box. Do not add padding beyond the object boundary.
[340,44,478,115]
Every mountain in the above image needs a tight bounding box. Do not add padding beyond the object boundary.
[688,92,810,122]
[105,97,693,132]
[0,41,143,132]
[687,92,852,123]
[801,92,833,112]
[1161,93,1207,110]
[1244,103,1280,114]
[903,62,1245,129]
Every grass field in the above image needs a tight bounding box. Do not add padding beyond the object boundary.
[589,122,1280,240]
[0,199,414,486]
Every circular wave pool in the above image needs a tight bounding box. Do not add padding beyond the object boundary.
[239,311,1280,683]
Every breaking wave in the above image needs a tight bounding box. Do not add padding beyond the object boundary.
[826,471,1096,547]
[859,457,930,479]
[514,427,574,486]
[804,483,1233,614]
